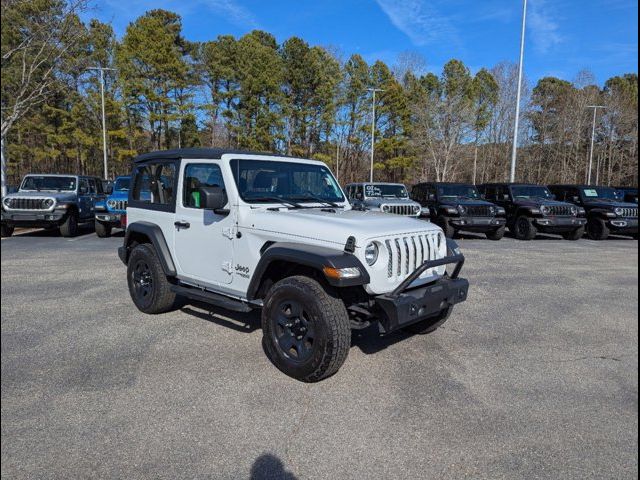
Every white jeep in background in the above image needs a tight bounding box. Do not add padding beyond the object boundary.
[118,149,469,382]
[345,182,422,217]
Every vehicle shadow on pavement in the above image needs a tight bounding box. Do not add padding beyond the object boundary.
[12,224,95,238]
[250,453,298,480]
[350,323,412,355]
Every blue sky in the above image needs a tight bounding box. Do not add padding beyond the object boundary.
[88,0,638,85]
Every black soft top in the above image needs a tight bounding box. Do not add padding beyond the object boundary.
[133,148,294,163]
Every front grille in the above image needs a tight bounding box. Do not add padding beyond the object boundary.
[619,207,638,218]
[548,205,573,216]
[107,199,128,211]
[465,205,493,217]
[385,232,444,279]
[382,204,418,216]
[6,197,50,210]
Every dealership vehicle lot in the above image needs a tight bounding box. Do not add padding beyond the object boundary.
[1,230,638,479]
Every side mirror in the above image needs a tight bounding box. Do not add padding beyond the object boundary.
[572,196,581,203]
[428,194,436,201]
[550,194,557,200]
[480,194,486,199]
[79,186,88,194]
[355,193,363,200]
[501,194,510,201]
[198,186,228,213]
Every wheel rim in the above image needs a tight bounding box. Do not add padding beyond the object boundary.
[271,300,315,363]
[132,260,154,301]
[516,218,528,237]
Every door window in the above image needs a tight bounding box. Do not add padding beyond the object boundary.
[183,163,225,209]
[131,162,177,210]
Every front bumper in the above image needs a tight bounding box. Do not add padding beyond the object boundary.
[95,212,126,227]
[1,210,67,227]
[607,218,638,234]
[534,217,586,232]
[374,252,469,333]
[450,216,506,231]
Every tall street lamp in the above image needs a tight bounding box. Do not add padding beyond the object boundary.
[87,67,116,180]
[586,105,606,185]
[510,0,527,183]
[367,88,384,183]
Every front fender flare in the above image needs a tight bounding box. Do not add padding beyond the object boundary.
[247,242,370,300]
[121,221,177,276]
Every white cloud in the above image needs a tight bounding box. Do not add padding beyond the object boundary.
[528,0,564,53]
[208,0,259,28]
[375,0,457,47]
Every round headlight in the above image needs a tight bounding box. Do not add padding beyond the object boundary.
[614,207,624,216]
[489,206,496,215]
[540,205,550,215]
[571,206,578,216]
[413,205,420,214]
[457,205,467,215]
[42,198,54,208]
[107,199,117,209]
[382,205,390,213]
[364,242,379,266]
[2,197,11,208]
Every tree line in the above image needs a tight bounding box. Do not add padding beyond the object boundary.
[2,1,638,191]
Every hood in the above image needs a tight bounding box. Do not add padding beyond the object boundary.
[242,207,441,247]
[108,190,129,201]
[513,198,573,208]
[7,190,77,202]
[582,199,637,209]
[440,198,496,207]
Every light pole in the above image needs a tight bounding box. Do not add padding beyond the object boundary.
[87,67,116,180]
[367,88,384,183]
[510,0,527,183]
[586,105,605,185]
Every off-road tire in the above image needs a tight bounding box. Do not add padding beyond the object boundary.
[402,306,453,335]
[436,216,456,238]
[587,217,610,241]
[562,226,585,241]
[95,220,112,238]
[485,225,505,241]
[59,211,79,237]
[127,243,177,314]
[1,224,14,238]
[262,275,350,382]
[514,215,537,241]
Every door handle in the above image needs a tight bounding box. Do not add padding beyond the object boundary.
[174,221,190,229]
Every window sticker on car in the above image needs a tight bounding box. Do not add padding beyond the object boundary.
[584,189,598,197]
[365,185,381,196]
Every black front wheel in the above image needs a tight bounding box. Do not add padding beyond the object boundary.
[1,224,14,238]
[485,225,505,241]
[587,217,609,240]
[95,220,112,238]
[127,243,177,314]
[436,216,455,238]
[262,276,350,382]
[514,216,537,240]
[59,211,78,237]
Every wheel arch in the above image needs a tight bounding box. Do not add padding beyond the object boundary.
[122,221,177,276]
[247,242,370,301]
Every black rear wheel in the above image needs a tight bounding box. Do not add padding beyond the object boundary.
[127,243,177,314]
[1,224,14,238]
[262,276,350,382]
[587,217,609,240]
[436,216,455,238]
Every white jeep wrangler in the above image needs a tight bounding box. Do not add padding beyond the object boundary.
[118,149,469,382]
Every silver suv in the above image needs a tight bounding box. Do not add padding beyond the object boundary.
[118,149,469,382]
[345,182,421,217]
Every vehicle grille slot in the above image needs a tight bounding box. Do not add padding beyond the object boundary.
[621,207,637,218]
[466,205,492,217]
[548,205,572,216]
[9,197,48,210]
[410,236,418,270]
[394,239,402,277]
[385,240,393,278]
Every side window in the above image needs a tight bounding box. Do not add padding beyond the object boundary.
[88,179,98,194]
[79,178,89,194]
[132,162,177,207]
[95,179,104,194]
[484,186,496,200]
[355,185,364,200]
[183,163,225,209]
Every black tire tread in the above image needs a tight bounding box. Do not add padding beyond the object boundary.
[515,215,537,241]
[95,220,111,238]
[587,217,610,241]
[562,226,585,241]
[486,225,505,241]
[436,216,455,238]
[127,243,177,314]
[59,211,78,237]
[1,224,14,238]
[262,275,350,382]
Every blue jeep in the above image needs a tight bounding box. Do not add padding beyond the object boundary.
[94,176,130,237]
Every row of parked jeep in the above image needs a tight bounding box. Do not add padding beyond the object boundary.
[1,174,638,242]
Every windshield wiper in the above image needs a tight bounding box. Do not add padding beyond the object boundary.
[246,196,304,209]
[293,193,341,208]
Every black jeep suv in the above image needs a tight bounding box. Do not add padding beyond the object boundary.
[548,185,638,240]
[411,182,507,240]
[615,186,638,205]
[478,183,587,240]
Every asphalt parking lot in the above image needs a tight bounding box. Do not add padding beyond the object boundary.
[1,227,638,479]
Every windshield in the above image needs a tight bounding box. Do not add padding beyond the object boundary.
[437,184,480,200]
[20,175,76,192]
[511,185,553,200]
[231,159,345,204]
[581,187,620,200]
[114,177,131,191]
[364,184,408,198]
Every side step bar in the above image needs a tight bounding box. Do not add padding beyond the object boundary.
[170,285,258,313]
